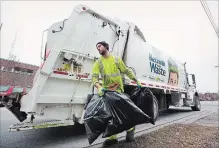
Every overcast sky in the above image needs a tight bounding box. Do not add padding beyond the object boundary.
[0,1,218,93]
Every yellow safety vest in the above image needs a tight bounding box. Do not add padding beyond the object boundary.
[92,54,136,92]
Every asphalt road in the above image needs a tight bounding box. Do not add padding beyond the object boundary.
[0,101,218,148]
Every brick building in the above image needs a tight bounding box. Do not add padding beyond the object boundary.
[0,58,39,88]
[199,92,219,101]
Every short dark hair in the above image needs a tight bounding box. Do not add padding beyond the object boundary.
[96,41,109,50]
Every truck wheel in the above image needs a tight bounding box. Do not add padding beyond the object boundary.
[153,96,159,121]
[191,96,201,111]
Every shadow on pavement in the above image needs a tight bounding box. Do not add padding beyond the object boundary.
[159,108,193,116]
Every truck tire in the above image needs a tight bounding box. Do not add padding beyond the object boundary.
[153,96,159,121]
[191,96,201,111]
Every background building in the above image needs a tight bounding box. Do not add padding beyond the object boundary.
[0,58,39,88]
[199,92,219,101]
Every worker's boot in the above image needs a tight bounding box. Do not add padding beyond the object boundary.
[126,127,135,142]
[102,135,118,147]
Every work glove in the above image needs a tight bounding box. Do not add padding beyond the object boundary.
[136,81,142,89]
[98,87,106,96]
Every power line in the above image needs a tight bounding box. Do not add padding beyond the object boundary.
[203,1,218,31]
[204,1,219,36]
[200,0,219,37]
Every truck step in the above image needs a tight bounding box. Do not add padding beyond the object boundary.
[9,120,74,132]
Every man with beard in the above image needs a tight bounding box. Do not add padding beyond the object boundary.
[92,41,142,147]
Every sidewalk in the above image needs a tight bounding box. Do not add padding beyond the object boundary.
[108,112,219,148]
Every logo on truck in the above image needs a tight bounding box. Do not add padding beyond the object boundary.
[167,58,179,86]
[149,54,166,76]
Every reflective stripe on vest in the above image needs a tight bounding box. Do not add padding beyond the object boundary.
[98,58,104,78]
[92,73,99,79]
[98,56,121,79]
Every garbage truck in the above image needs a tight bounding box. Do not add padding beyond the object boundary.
[2,5,201,132]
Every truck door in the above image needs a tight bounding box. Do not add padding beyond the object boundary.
[187,74,197,102]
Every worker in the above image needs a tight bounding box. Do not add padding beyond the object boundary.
[92,41,142,147]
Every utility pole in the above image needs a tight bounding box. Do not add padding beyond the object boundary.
[0,23,2,30]
[214,65,219,95]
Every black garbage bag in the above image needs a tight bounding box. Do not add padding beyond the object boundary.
[102,91,153,138]
[83,94,111,145]
[130,87,155,120]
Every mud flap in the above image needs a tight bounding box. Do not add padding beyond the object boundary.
[5,105,27,122]
[2,96,27,122]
